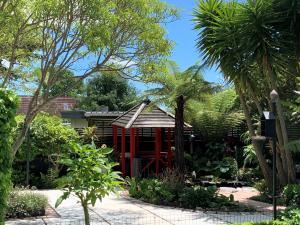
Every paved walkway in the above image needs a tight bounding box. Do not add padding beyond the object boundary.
[6,190,272,225]
[219,187,286,212]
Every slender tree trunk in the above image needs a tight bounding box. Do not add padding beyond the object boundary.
[276,147,287,186]
[264,56,296,183]
[81,201,90,225]
[235,84,273,190]
[13,113,36,157]
[174,95,185,172]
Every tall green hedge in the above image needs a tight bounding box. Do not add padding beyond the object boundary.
[0,89,18,224]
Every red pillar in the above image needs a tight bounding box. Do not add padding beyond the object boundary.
[113,125,118,152]
[121,128,126,176]
[155,128,162,175]
[130,128,136,177]
[167,128,172,169]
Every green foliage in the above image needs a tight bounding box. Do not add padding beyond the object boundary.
[236,208,300,225]
[194,0,300,186]
[2,0,178,160]
[279,208,300,223]
[215,157,238,180]
[187,89,244,141]
[254,180,269,196]
[179,185,233,209]
[235,221,284,225]
[40,168,59,189]
[145,62,212,108]
[238,168,262,184]
[283,184,300,207]
[0,89,18,224]
[128,178,235,210]
[5,189,47,219]
[285,140,300,153]
[77,72,139,111]
[44,68,83,97]
[55,143,123,225]
[241,131,258,167]
[186,151,238,180]
[128,179,173,204]
[13,113,79,188]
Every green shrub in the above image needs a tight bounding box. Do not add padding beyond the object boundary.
[215,157,238,180]
[128,178,234,210]
[6,189,48,219]
[235,221,285,225]
[179,186,216,209]
[236,208,300,225]
[238,168,262,184]
[179,186,232,209]
[55,143,123,225]
[40,168,59,189]
[13,113,79,188]
[0,89,18,224]
[254,180,269,195]
[128,178,180,205]
[283,184,300,206]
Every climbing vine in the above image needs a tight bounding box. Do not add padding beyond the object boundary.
[0,89,18,224]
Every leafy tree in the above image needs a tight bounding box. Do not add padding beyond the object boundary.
[0,89,18,224]
[194,0,300,188]
[77,72,139,111]
[187,89,244,141]
[145,62,212,172]
[13,113,79,187]
[42,67,83,98]
[1,0,178,157]
[55,143,123,225]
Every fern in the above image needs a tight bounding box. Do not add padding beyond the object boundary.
[285,140,300,153]
[40,168,59,189]
[187,89,244,140]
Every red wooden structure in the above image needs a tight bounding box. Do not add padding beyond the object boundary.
[112,100,192,177]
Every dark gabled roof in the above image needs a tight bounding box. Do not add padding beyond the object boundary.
[61,110,86,119]
[111,100,192,129]
[84,111,124,117]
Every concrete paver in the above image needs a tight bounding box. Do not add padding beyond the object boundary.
[6,189,273,225]
[219,187,285,212]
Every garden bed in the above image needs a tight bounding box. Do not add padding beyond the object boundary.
[5,189,49,219]
[249,194,284,205]
[127,178,255,212]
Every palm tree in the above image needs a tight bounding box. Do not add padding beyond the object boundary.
[145,62,212,172]
[194,0,300,187]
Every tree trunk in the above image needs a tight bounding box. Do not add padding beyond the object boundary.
[174,95,185,172]
[12,112,36,157]
[235,84,273,190]
[264,56,296,183]
[82,201,90,225]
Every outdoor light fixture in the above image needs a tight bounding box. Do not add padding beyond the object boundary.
[270,90,279,103]
[260,111,276,138]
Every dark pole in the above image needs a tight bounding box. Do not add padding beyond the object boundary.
[270,90,279,220]
[26,127,30,186]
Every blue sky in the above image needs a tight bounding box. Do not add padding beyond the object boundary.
[133,0,223,92]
